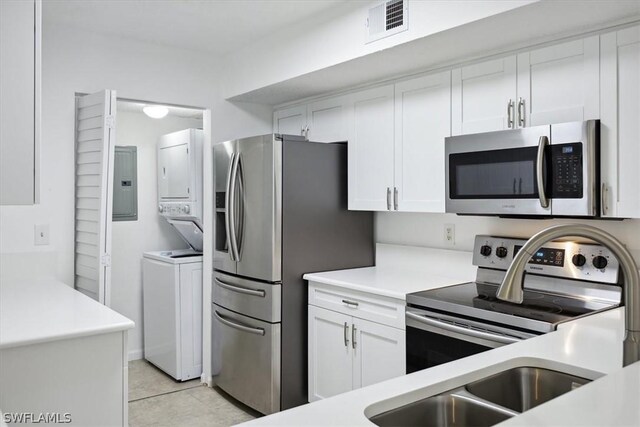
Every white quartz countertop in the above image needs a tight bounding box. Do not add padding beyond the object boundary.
[303,267,473,301]
[303,244,477,300]
[239,307,636,427]
[0,278,134,350]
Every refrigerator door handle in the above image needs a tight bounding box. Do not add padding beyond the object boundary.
[214,310,265,336]
[234,155,245,261]
[228,152,241,261]
[225,152,237,261]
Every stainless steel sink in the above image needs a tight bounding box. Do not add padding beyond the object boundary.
[465,367,591,412]
[368,367,593,427]
[369,394,513,427]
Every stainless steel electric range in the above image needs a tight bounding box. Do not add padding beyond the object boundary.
[406,235,622,373]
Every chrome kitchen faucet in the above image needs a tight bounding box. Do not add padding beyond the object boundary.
[497,224,640,367]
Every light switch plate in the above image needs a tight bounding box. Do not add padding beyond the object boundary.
[34,224,49,246]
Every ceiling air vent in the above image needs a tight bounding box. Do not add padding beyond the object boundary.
[366,0,408,43]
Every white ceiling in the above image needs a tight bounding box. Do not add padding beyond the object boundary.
[43,0,351,56]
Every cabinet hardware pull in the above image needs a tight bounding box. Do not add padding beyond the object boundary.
[517,97,525,127]
[394,187,398,210]
[507,100,514,128]
[602,183,609,215]
[344,322,349,347]
[342,299,359,307]
[386,187,392,210]
[352,324,357,349]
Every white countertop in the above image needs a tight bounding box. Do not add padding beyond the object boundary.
[0,278,134,350]
[304,267,473,301]
[240,307,636,426]
[304,244,477,300]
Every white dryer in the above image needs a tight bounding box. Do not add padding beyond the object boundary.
[142,249,203,381]
[157,128,204,251]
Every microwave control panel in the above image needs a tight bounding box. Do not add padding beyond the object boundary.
[550,143,583,198]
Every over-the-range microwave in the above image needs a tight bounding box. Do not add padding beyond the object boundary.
[445,120,600,217]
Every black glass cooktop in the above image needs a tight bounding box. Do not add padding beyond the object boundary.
[406,282,617,333]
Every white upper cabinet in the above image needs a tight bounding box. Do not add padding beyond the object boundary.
[601,26,640,219]
[347,85,395,211]
[273,105,307,137]
[0,0,40,205]
[452,56,517,135]
[274,96,349,141]
[394,72,451,212]
[517,36,599,127]
[307,96,349,142]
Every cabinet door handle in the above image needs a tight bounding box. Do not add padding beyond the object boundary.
[507,99,514,128]
[352,324,357,349]
[601,182,609,215]
[386,187,392,210]
[394,187,398,210]
[342,299,359,307]
[344,322,350,347]
[517,97,525,127]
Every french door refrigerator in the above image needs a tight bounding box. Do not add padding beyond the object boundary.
[212,134,374,414]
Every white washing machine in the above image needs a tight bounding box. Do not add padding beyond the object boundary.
[142,249,203,381]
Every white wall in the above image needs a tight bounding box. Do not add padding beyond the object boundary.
[0,17,272,383]
[221,0,535,99]
[0,19,272,285]
[111,109,200,360]
[376,213,640,262]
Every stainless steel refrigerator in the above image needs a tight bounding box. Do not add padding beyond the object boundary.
[212,134,374,414]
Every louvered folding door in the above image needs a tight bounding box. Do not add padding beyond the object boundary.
[74,90,116,304]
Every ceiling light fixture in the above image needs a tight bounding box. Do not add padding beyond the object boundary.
[143,105,169,119]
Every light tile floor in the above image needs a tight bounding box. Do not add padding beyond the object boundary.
[128,360,259,427]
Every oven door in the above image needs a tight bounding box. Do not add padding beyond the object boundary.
[446,125,552,216]
[405,308,535,374]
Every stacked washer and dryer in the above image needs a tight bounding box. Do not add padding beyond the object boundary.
[142,128,204,381]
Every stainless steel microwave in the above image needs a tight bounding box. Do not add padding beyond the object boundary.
[445,120,599,217]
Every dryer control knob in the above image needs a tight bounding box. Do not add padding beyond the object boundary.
[183,205,190,214]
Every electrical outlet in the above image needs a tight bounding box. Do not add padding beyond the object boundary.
[34,224,49,246]
[444,224,455,246]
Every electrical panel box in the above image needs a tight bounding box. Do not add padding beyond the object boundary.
[113,145,137,221]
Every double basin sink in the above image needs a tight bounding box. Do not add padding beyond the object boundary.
[369,367,592,427]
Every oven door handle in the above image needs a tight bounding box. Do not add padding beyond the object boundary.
[536,135,550,209]
[406,312,521,345]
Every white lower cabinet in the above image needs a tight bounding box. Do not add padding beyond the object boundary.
[308,304,405,402]
[352,317,405,389]
[308,306,353,401]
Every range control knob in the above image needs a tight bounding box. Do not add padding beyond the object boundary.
[480,245,492,257]
[572,254,586,267]
[183,205,190,214]
[158,205,163,213]
[496,247,508,258]
[593,256,608,270]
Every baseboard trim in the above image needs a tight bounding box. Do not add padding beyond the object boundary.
[128,349,143,361]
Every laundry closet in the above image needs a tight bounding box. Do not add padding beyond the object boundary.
[91,99,205,365]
